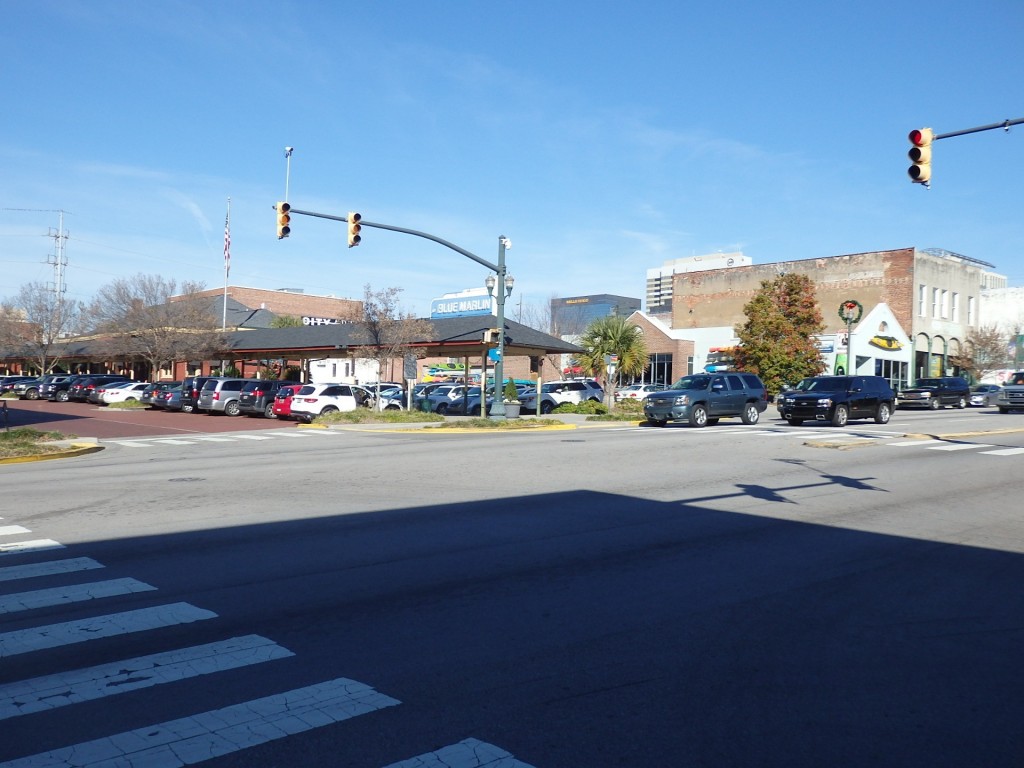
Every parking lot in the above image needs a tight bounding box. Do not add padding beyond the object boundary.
[0,398,294,439]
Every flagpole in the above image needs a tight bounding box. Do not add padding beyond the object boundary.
[223,197,231,331]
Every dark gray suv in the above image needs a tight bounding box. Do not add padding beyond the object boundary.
[643,372,768,427]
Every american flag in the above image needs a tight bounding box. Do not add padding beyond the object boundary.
[223,205,231,277]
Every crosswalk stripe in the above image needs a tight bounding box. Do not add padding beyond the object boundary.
[0,526,31,537]
[927,443,993,451]
[105,440,152,448]
[0,677,401,768]
[0,635,294,721]
[0,602,216,658]
[150,439,197,445]
[0,577,156,615]
[231,434,274,440]
[980,447,1024,456]
[887,440,931,447]
[192,437,236,442]
[382,738,537,768]
[0,558,104,583]
[0,540,63,557]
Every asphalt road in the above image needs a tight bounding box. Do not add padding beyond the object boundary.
[1,408,1023,766]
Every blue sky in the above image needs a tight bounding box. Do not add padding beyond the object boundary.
[3,1,1023,320]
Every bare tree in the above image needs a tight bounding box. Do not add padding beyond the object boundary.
[85,274,222,379]
[949,325,1012,381]
[353,285,432,392]
[0,282,84,374]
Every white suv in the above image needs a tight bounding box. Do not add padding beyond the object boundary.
[290,383,359,422]
[519,379,604,414]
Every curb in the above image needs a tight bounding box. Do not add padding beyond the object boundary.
[0,439,103,464]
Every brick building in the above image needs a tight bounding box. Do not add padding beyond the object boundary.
[665,247,1005,384]
[184,286,362,324]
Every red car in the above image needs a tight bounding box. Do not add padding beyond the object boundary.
[271,384,302,420]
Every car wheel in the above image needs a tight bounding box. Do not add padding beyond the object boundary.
[874,402,892,424]
[181,403,194,413]
[928,398,941,410]
[56,390,69,402]
[320,405,339,416]
[26,389,39,400]
[741,403,760,425]
[956,396,967,409]
[648,418,667,427]
[831,404,849,427]
[436,402,449,415]
[540,401,554,414]
[787,418,804,426]
[224,400,241,417]
[264,403,278,419]
[689,403,708,427]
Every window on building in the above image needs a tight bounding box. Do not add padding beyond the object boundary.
[952,292,960,322]
[968,296,976,325]
[919,284,927,317]
[932,288,940,318]
[940,290,949,319]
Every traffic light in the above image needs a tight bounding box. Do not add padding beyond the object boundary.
[347,212,362,248]
[276,202,291,239]
[908,128,933,185]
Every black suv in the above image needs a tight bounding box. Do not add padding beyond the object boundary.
[778,375,895,426]
[897,376,970,410]
[180,375,217,414]
[68,375,129,402]
[238,379,295,418]
[643,372,768,427]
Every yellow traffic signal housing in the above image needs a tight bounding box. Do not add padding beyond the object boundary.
[908,128,933,184]
[482,329,500,346]
[347,212,362,247]
[276,202,291,239]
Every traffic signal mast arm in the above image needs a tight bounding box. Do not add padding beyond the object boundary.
[931,116,1024,141]
[908,116,1024,187]
[283,207,501,272]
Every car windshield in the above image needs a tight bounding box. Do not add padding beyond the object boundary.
[668,376,712,391]
[802,377,851,392]
[915,379,941,388]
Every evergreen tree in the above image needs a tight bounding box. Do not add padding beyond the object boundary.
[733,273,825,395]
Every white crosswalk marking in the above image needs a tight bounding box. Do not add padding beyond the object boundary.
[0,558,104,583]
[383,738,537,768]
[0,540,63,557]
[0,526,31,537]
[232,434,274,440]
[0,577,155,615]
[981,447,1024,456]
[192,436,237,442]
[0,635,294,720]
[0,678,401,768]
[928,443,993,451]
[0,602,216,657]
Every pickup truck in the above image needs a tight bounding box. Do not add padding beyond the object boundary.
[996,371,1024,413]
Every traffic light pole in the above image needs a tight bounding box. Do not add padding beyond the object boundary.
[283,208,512,419]
[932,117,1024,141]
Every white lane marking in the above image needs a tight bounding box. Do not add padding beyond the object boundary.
[383,738,538,768]
[104,440,153,448]
[266,430,316,437]
[0,526,31,537]
[0,635,294,721]
[149,439,198,445]
[0,577,156,615]
[927,443,993,451]
[0,602,216,658]
[0,540,64,557]
[0,558,104,583]
[0,677,401,767]
[887,440,933,447]
[980,447,1024,456]
[231,434,274,440]
[192,437,236,442]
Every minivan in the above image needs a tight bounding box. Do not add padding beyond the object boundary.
[197,377,249,416]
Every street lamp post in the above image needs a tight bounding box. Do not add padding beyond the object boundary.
[486,236,514,420]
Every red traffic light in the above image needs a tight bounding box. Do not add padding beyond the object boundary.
[907,128,934,184]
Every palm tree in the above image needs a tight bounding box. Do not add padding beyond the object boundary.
[575,315,649,401]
